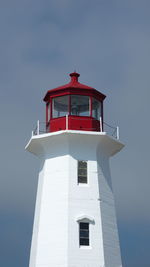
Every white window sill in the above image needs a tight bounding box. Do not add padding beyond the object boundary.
[80,245,92,249]
[78,183,89,187]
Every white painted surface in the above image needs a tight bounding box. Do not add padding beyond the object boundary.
[26,131,124,267]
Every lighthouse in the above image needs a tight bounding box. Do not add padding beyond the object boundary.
[26,72,124,267]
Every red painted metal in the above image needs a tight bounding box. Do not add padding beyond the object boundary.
[47,116,101,133]
[43,72,106,132]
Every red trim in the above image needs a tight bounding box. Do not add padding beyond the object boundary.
[101,102,104,131]
[47,116,100,132]
[43,72,98,101]
[43,72,106,133]
[44,88,105,102]
[46,103,48,123]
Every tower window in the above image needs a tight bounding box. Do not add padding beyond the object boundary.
[78,161,87,184]
[79,222,89,246]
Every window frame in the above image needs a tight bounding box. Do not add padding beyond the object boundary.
[79,222,90,247]
[70,95,90,117]
[92,97,102,120]
[76,216,95,249]
[52,95,69,118]
[77,160,88,185]
[47,102,51,121]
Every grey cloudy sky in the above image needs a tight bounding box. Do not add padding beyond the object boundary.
[0,0,150,266]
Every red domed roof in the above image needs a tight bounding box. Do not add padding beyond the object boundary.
[44,72,106,102]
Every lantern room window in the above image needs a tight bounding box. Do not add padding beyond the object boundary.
[44,72,106,132]
[51,95,102,121]
[47,103,51,121]
[52,95,69,118]
[92,98,101,120]
[71,95,90,116]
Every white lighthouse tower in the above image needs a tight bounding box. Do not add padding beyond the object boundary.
[26,72,124,267]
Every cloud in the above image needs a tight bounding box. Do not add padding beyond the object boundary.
[1,0,150,228]
[0,0,150,266]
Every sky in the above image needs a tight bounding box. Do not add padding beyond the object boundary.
[0,0,150,266]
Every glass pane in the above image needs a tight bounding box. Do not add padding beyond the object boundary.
[80,238,89,246]
[80,230,89,238]
[78,161,87,169]
[80,222,89,230]
[52,96,69,118]
[78,168,87,176]
[78,161,87,184]
[71,95,90,116]
[92,98,101,120]
[79,222,89,246]
[47,103,50,121]
[78,176,87,183]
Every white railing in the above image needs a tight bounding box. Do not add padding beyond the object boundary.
[32,116,120,140]
[32,121,47,136]
[103,121,119,140]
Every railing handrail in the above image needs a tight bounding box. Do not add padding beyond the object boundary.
[32,118,119,140]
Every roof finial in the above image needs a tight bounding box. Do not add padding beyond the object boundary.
[69,71,80,83]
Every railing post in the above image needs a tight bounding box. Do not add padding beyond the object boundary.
[117,126,119,140]
[31,130,34,137]
[100,116,103,132]
[66,114,68,130]
[37,120,40,135]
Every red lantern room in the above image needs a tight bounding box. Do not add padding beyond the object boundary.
[43,72,106,132]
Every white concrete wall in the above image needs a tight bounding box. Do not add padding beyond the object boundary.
[29,155,69,267]
[26,131,123,267]
[97,153,122,267]
[67,136,104,267]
